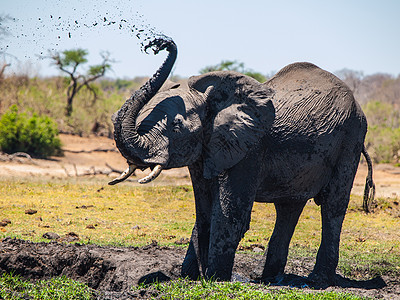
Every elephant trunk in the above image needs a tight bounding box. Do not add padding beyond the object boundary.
[113,38,177,166]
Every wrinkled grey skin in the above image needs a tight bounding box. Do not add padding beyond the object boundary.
[111,38,375,286]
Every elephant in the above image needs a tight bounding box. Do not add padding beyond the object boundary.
[109,37,375,286]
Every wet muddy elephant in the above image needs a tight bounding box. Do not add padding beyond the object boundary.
[109,38,375,285]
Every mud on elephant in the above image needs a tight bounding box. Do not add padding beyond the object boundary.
[109,37,375,286]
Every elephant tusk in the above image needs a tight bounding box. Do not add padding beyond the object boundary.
[108,164,137,185]
[138,165,163,184]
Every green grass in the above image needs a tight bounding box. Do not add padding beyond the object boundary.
[0,274,371,300]
[133,278,371,299]
[0,272,93,300]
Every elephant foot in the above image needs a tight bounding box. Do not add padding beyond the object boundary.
[260,267,285,285]
[261,274,285,285]
[261,273,310,288]
[181,260,200,280]
[181,243,200,280]
[204,263,233,281]
[307,271,338,289]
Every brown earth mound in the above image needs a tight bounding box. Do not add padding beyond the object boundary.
[0,238,398,299]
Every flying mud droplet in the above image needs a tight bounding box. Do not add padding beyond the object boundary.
[3,2,170,65]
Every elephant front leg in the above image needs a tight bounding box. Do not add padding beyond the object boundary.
[182,162,213,279]
[182,219,210,279]
[205,171,257,280]
[205,205,253,280]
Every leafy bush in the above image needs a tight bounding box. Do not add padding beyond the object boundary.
[363,101,400,128]
[362,101,400,164]
[365,125,400,163]
[0,105,62,157]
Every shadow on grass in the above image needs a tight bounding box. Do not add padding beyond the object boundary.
[138,271,386,291]
[138,271,171,285]
[260,273,387,290]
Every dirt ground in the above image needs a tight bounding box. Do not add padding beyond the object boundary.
[1,134,400,299]
[0,134,191,186]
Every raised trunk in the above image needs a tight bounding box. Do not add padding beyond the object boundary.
[113,38,177,165]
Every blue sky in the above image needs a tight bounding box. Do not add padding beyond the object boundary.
[1,0,400,78]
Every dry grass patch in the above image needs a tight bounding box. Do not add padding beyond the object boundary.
[0,179,194,245]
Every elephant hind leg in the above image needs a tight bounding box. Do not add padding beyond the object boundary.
[310,150,361,286]
[310,194,349,286]
[261,201,306,282]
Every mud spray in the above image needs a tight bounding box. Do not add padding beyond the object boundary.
[0,0,170,67]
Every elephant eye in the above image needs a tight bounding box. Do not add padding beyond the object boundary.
[172,116,184,133]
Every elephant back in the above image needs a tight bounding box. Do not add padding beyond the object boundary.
[265,62,364,140]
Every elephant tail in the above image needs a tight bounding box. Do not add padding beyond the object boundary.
[361,145,375,213]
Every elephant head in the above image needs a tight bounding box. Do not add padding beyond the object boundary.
[110,37,275,185]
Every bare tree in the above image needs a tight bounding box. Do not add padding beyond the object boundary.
[0,15,14,80]
[335,68,364,94]
[0,62,10,79]
[49,49,112,116]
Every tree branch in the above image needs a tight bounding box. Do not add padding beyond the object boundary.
[47,49,112,116]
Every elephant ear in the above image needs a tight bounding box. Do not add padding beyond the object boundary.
[189,72,275,179]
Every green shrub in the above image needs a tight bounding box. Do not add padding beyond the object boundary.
[366,125,400,163]
[0,105,62,157]
[363,101,400,164]
[363,101,400,128]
